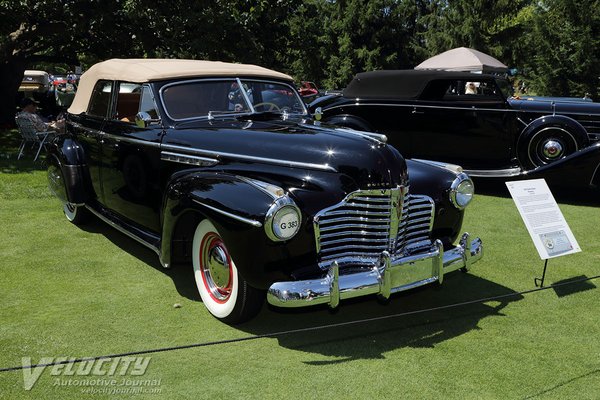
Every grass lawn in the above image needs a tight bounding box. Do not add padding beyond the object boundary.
[0,128,599,399]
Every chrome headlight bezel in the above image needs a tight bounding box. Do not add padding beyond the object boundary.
[265,196,302,242]
[449,173,475,209]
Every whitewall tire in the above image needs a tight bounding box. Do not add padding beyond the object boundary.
[192,219,263,323]
[63,203,89,225]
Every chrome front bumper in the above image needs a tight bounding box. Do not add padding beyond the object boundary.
[267,233,483,308]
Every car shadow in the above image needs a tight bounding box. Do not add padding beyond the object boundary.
[78,216,525,363]
[235,272,523,363]
[78,218,200,301]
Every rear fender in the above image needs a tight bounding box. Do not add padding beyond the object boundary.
[46,136,90,204]
[519,115,589,146]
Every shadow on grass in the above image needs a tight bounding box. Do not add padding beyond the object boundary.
[523,368,600,399]
[239,272,524,363]
[77,218,200,301]
[552,275,597,298]
[75,216,525,363]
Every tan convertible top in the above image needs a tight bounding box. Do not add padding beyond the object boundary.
[69,58,294,114]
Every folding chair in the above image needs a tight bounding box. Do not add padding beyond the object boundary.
[15,114,53,161]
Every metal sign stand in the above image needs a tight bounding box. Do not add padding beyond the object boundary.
[535,259,549,287]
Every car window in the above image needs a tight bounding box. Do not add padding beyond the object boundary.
[115,82,143,123]
[87,80,113,117]
[439,80,504,102]
[139,85,160,120]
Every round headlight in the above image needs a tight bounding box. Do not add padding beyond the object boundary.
[450,174,475,209]
[265,197,301,241]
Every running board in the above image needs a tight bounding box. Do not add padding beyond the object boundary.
[85,203,161,256]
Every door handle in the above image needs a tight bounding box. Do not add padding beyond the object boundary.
[411,107,424,115]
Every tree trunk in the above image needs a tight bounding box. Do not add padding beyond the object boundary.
[0,56,26,128]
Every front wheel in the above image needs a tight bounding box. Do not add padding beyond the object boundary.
[192,220,264,323]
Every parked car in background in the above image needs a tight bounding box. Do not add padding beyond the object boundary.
[47,59,482,323]
[310,70,600,190]
[298,81,319,101]
[19,70,52,93]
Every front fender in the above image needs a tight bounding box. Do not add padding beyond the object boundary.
[323,114,374,131]
[160,171,318,288]
[523,142,600,189]
[406,159,466,246]
[520,115,589,144]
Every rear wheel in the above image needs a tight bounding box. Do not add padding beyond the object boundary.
[63,203,90,225]
[192,219,264,323]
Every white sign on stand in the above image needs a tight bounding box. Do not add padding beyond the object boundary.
[506,179,581,260]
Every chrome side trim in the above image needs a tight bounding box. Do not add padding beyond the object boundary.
[326,101,600,118]
[192,199,262,227]
[99,132,162,148]
[160,151,219,167]
[322,102,517,114]
[84,205,160,256]
[161,142,337,172]
[463,167,522,177]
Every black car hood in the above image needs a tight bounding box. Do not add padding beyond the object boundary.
[163,117,407,189]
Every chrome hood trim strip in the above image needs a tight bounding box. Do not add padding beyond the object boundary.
[161,143,337,172]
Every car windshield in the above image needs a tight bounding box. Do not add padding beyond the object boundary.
[161,78,307,121]
[495,78,514,99]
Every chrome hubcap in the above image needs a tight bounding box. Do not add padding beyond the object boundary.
[541,140,563,159]
[200,233,232,302]
[207,245,230,289]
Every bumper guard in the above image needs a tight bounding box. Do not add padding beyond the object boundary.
[267,233,483,308]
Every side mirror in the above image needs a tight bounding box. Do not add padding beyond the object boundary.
[135,111,152,128]
[314,107,323,121]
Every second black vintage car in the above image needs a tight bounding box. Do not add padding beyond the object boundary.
[47,59,482,323]
[310,70,600,190]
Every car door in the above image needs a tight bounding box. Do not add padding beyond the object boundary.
[410,79,514,169]
[69,79,113,201]
[99,82,164,233]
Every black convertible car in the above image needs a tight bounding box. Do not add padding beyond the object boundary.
[47,59,482,323]
[310,70,600,190]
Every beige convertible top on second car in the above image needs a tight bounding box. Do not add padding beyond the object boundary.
[69,58,294,115]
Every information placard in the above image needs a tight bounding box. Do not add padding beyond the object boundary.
[506,179,581,260]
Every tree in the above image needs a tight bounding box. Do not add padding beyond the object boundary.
[417,0,532,65]
[0,0,134,125]
[521,0,600,97]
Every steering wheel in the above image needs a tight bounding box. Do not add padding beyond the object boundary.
[253,102,280,112]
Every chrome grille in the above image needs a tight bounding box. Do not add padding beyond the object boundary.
[395,194,435,255]
[314,187,434,269]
